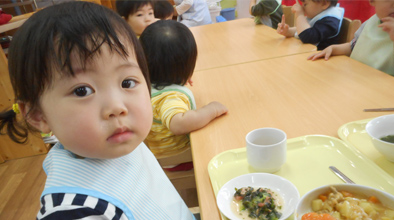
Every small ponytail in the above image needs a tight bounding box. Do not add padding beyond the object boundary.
[0,106,28,144]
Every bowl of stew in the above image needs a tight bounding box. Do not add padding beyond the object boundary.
[366,114,394,162]
[294,184,394,220]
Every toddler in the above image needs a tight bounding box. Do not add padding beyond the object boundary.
[154,0,174,20]
[139,20,228,170]
[307,0,394,76]
[171,0,212,27]
[277,0,344,50]
[116,0,157,36]
[249,0,283,29]
[0,2,195,219]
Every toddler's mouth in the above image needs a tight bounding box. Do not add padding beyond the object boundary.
[107,127,133,143]
[389,13,394,18]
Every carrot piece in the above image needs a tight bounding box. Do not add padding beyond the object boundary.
[340,191,353,197]
[319,195,327,202]
[368,196,380,204]
[302,212,336,220]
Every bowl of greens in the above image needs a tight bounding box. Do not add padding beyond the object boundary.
[366,114,394,162]
[216,173,299,220]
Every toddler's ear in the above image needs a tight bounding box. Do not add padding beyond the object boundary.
[322,0,331,9]
[19,103,51,133]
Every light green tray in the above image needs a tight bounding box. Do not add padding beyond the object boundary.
[338,118,394,178]
[208,135,394,220]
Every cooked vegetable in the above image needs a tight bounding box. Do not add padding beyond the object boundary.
[302,186,394,220]
[233,187,282,220]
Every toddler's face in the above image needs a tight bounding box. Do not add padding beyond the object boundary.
[126,4,155,36]
[370,0,394,20]
[302,0,329,19]
[38,43,152,159]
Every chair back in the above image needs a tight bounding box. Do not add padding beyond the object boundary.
[281,5,294,27]
[337,17,361,44]
[156,147,196,191]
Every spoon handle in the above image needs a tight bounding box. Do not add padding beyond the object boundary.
[329,166,355,184]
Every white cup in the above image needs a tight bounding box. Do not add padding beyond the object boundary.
[246,128,287,173]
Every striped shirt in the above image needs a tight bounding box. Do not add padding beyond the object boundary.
[145,85,196,157]
[37,143,194,220]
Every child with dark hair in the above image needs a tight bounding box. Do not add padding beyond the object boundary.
[140,20,228,171]
[116,0,157,36]
[308,0,394,76]
[0,2,195,219]
[249,0,283,29]
[277,0,344,50]
[154,0,174,20]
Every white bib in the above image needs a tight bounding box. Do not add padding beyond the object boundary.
[351,14,394,76]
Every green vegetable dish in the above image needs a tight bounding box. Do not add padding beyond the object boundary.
[232,186,283,220]
[380,134,394,143]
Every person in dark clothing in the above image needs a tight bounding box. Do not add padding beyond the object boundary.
[277,0,344,50]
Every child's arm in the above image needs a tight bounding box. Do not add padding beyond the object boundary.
[292,1,311,35]
[379,17,394,42]
[277,14,296,37]
[307,43,351,61]
[169,101,228,135]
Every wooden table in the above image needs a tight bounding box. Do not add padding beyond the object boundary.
[189,53,394,220]
[190,18,316,71]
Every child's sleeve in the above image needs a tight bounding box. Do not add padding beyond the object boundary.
[157,92,191,130]
[298,17,340,44]
[37,193,127,219]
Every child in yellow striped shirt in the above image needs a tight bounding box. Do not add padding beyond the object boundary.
[140,20,228,171]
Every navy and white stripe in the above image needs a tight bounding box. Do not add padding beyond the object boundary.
[37,193,127,219]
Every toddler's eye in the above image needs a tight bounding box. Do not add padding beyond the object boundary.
[73,86,93,97]
[122,79,136,88]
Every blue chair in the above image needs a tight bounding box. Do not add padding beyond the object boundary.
[216,15,227,23]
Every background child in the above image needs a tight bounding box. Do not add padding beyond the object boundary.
[277,0,344,50]
[153,0,174,20]
[139,20,228,171]
[0,2,194,219]
[249,0,283,29]
[169,0,212,27]
[307,0,394,76]
[116,0,157,36]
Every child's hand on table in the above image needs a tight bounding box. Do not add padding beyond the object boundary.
[207,101,228,117]
[379,17,394,42]
[307,46,334,61]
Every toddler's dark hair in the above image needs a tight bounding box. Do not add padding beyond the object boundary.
[139,20,197,90]
[300,0,338,7]
[0,1,150,143]
[116,0,154,19]
[153,0,174,20]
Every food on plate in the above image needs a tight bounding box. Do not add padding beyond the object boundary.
[232,186,283,220]
[380,134,394,144]
[302,186,394,220]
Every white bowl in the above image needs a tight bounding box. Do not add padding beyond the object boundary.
[366,114,394,162]
[294,184,394,220]
[216,173,299,220]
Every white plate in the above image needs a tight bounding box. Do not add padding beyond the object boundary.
[216,173,300,220]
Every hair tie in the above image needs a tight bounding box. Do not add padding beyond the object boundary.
[12,103,20,114]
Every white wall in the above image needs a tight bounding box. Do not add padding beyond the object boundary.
[236,0,253,19]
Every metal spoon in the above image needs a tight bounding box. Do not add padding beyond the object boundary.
[329,166,355,184]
